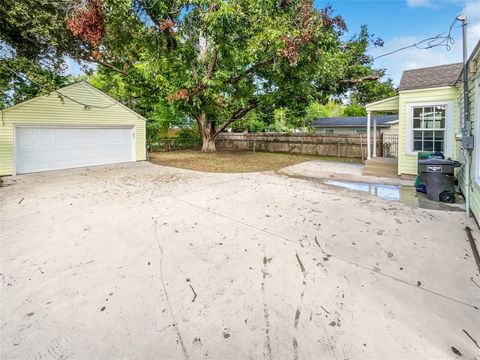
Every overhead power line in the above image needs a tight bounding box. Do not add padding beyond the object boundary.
[373,18,459,60]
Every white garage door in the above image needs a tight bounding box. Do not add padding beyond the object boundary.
[15,127,134,174]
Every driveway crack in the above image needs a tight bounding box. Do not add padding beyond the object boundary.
[150,199,189,360]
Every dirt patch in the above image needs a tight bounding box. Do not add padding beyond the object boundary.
[149,150,361,173]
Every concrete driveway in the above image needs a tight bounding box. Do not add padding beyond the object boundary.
[1,162,479,360]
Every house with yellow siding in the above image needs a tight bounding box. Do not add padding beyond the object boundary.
[0,81,146,176]
[366,63,463,177]
[366,40,480,222]
[457,41,480,220]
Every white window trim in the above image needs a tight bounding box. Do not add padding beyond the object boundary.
[405,101,454,157]
[474,78,480,186]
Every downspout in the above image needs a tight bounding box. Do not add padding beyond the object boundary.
[458,15,471,217]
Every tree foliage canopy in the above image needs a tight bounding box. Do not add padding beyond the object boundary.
[350,78,397,106]
[1,0,387,150]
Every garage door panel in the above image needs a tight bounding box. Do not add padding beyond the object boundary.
[55,149,71,161]
[37,149,56,160]
[15,127,133,174]
[17,132,36,146]
[36,129,54,146]
[84,147,99,160]
[54,129,69,145]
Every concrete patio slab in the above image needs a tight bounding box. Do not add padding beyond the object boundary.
[1,162,479,360]
[280,160,412,186]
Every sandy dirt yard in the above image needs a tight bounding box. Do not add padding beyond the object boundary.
[1,161,479,360]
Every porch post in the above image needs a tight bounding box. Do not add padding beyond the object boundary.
[367,111,371,160]
[373,117,377,158]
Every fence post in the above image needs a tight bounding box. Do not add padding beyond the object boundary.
[301,137,304,155]
[380,133,384,157]
[253,138,256,153]
[337,140,340,157]
[360,135,364,163]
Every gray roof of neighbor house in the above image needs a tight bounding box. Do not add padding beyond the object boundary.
[398,63,463,91]
[312,115,398,128]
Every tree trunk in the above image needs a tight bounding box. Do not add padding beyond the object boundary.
[201,137,216,152]
[196,113,217,152]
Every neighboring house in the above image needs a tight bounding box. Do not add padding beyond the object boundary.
[312,115,399,136]
[457,41,480,220]
[366,63,463,176]
[0,81,146,176]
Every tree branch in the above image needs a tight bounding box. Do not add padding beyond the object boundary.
[139,0,177,48]
[139,0,163,30]
[224,57,275,84]
[94,59,128,75]
[74,53,128,75]
[214,100,260,135]
[339,74,381,84]
[206,49,218,80]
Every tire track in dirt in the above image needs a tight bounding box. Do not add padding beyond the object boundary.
[149,185,189,360]
[293,251,307,360]
[261,245,273,360]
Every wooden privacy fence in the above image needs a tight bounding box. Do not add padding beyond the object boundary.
[149,138,202,151]
[148,132,398,159]
[216,132,382,159]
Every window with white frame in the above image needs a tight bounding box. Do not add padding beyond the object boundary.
[355,129,367,134]
[412,105,446,152]
[324,129,334,134]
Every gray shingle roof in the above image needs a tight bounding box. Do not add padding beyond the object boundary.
[312,115,398,128]
[398,63,462,91]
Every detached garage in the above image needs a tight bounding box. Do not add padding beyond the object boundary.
[0,81,146,176]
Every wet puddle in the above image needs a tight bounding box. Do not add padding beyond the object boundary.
[324,180,401,201]
[323,179,465,211]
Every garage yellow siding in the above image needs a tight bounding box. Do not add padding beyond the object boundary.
[398,86,459,175]
[0,82,146,176]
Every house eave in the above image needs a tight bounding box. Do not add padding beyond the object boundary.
[398,85,456,94]
[365,95,399,112]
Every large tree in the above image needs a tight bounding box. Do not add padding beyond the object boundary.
[1,0,385,151]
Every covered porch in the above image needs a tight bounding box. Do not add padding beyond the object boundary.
[364,95,400,177]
